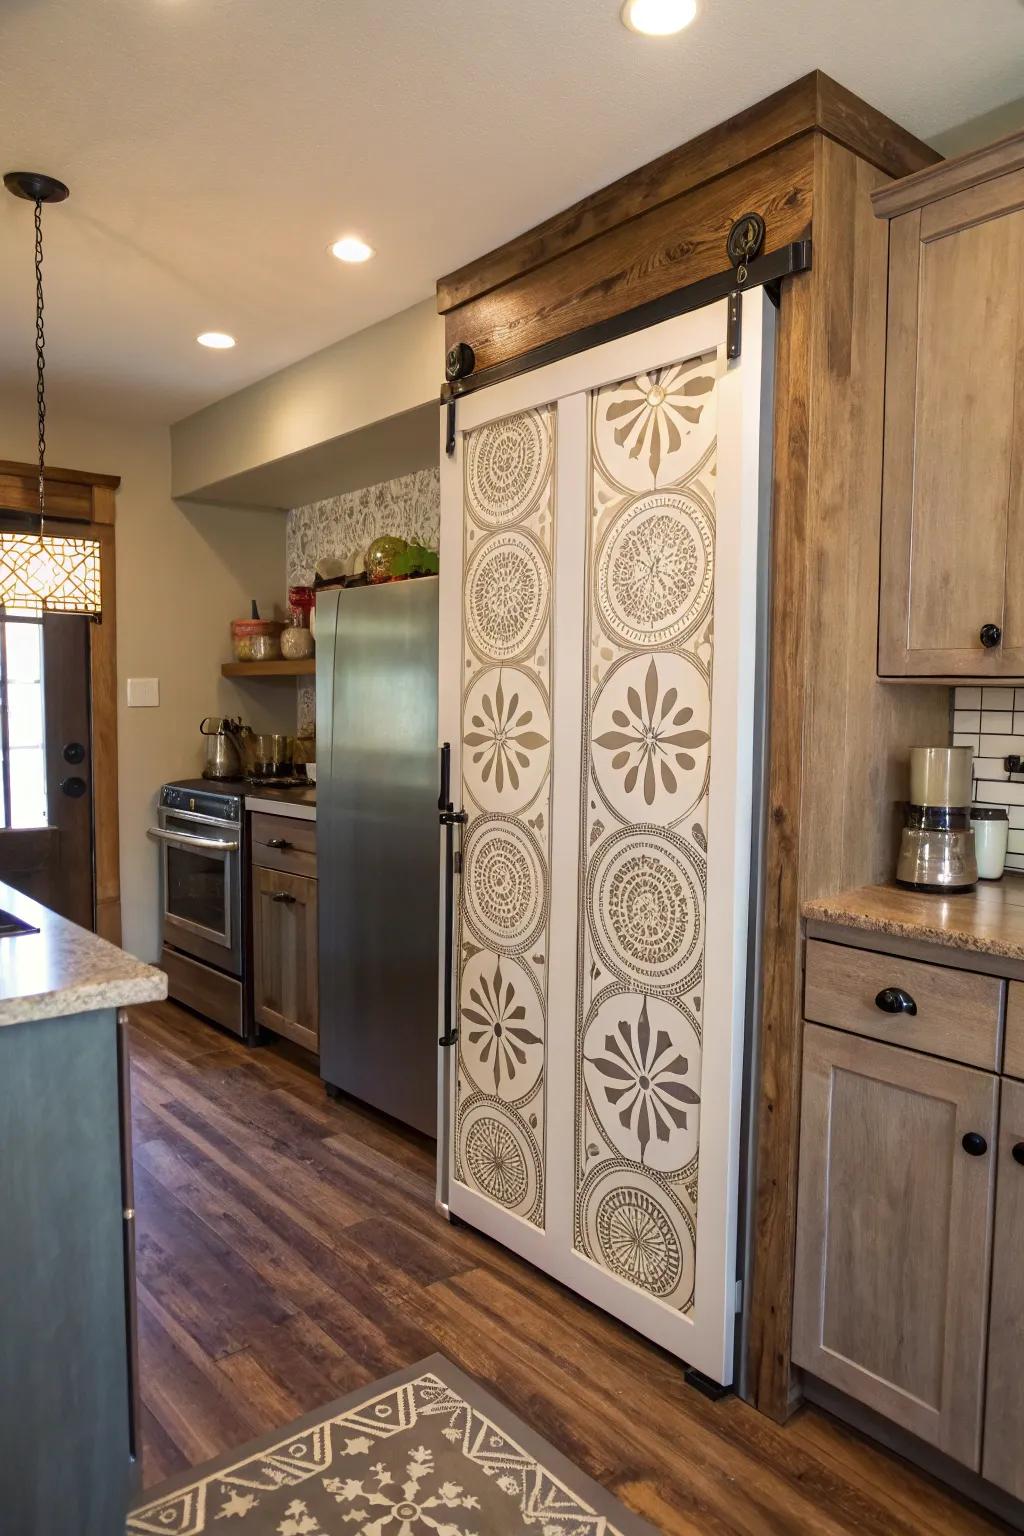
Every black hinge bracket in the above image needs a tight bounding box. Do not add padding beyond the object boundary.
[726,291,742,359]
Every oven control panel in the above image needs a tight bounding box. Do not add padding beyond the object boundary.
[160,783,241,823]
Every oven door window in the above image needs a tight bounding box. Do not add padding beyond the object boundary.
[164,838,231,947]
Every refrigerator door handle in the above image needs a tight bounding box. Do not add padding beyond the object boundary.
[438,743,467,1049]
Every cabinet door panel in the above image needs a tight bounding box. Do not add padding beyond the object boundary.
[793,1024,997,1466]
[982,1077,1024,1498]
[252,867,318,1053]
[879,182,1024,676]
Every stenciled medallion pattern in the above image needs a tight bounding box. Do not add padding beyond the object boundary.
[456,408,555,1226]
[575,355,718,1312]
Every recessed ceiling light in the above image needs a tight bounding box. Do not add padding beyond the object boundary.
[330,235,374,264]
[621,0,697,35]
[197,331,236,349]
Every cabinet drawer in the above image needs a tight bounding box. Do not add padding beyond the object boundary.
[804,939,1002,1070]
[251,813,316,878]
[1004,983,1024,1080]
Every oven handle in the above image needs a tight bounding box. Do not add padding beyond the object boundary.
[147,827,239,853]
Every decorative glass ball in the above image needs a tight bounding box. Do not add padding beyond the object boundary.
[366,535,409,584]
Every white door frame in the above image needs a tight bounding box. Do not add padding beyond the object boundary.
[437,291,774,1384]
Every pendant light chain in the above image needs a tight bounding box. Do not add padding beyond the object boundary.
[33,196,47,522]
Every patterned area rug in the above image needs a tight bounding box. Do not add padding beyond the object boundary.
[127,1355,657,1535]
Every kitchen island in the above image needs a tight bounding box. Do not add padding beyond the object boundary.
[0,881,166,1536]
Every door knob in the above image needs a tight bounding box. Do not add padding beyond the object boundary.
[962,1132,988,1157]
[980,623,1002,648]
[62,741,86,765]
[60,776,87,799]
[1012,1143,1024,1167]
[874,987,917,1016]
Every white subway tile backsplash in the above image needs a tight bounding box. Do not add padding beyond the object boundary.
[982,687,1015,710]
[954,733,980,750]
[975,780,1024,805]
[1007,807,1024,829]
[1005,851,1024,871]
[955,686,982,709]
[954,710,981,733]
[1007,831,1024,855]
[981,711,1013,734]
[973,757,1011,780]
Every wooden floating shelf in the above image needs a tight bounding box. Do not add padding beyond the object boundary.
[221,658,316,678]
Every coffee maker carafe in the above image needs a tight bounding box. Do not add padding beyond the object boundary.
[896,746,977,892]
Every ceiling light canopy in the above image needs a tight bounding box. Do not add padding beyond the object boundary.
[330,235,374,264]
[621,0,697,35]
[197,331,236,349]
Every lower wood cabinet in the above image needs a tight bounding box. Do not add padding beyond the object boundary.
[793,1023,998,1468]
[982,1076,1024,1499]
[252,865,319,1053]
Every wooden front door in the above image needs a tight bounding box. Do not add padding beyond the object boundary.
[0,612,94,928]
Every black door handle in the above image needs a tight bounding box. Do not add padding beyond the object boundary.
[438,743,466,1048]
[1012,1143,1024,1167]
[266,838,292,850]
[874,987,917,1016]
[271,892,296,905]
[980,623,1002,649]
[60,775,87,799]
[962,1132,988,1157]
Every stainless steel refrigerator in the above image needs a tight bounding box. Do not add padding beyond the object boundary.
[316,577,439,1136]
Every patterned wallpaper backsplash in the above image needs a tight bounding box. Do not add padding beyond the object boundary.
[952,685,1024,872]
[286,467,440,737]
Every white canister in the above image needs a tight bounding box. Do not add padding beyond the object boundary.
[970,806,1009,880]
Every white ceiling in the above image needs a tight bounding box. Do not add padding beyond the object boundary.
[1,0,1022,426]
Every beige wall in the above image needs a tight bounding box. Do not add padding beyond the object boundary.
[0,393,291,962]
[171,298,443,500]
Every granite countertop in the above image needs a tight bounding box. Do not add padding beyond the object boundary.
[804,877,1024,961]
[0,880,167,1027]
[245,785,316,822]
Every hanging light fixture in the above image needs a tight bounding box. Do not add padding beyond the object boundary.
[1,171,102,619]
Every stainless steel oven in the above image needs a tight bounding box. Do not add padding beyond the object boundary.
[150,781,246,1034]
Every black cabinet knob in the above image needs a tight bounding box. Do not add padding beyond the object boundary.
[271,892,296,905]
[962,1132,988,1157]
[266,838,292,850]
[62,741,85,765]
[874,987,917,1016]
[59,776,87,799]
[980,623,1002,649]
[1012,1143,1024,1167]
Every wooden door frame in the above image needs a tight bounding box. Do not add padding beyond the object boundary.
[0,459,122,943]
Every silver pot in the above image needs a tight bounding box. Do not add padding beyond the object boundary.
[200,717,243,780]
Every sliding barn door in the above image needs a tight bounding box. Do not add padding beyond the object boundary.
[438,292,773,1384]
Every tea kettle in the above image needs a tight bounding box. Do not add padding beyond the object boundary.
[200,717,244,780]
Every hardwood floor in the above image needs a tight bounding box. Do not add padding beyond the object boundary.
[129,999,1006,1534]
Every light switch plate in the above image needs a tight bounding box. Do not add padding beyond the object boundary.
[127,677,160,708]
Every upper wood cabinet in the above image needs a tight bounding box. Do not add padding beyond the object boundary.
[874,135,1024,678]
